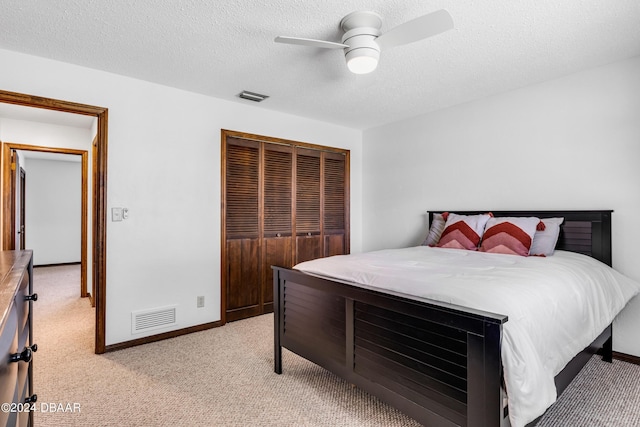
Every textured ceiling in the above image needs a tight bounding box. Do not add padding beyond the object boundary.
[1,1,639,130]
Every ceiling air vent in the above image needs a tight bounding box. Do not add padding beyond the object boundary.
[238,90,269,102]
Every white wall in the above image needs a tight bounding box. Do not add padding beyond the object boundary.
[24,158,82,265]
[362,55,640,355]
[0,118,93,152]
[0,48,363,346]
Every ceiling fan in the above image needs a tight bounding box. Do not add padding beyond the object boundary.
[275,9,454,75]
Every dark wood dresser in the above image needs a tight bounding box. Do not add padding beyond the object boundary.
[0,251,36,427]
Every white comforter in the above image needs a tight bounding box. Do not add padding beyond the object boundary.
[294,246,640,427]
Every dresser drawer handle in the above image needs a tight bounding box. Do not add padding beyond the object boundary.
[24,394,37,404]
[9,344,37,364]
[10,347,32,364]
[25,293,38,302]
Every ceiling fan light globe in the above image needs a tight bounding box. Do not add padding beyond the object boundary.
[345,49,379,74]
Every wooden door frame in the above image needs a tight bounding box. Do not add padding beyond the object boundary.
[7,149,21,248]
[92,136,98,308]
[3,143,89,297]
[0,90,108,354]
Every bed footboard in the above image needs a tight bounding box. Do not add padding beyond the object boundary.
[273,267,508,427]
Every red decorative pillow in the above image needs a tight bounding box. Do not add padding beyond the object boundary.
[436,213,492,250]
[479,217,542,256]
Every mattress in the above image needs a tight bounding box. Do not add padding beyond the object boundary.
[294,246,640,427]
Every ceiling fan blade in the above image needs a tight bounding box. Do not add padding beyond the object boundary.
[274,36,348,49]
[376,9,453,50]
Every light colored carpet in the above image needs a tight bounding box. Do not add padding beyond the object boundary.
[32,265,640,426]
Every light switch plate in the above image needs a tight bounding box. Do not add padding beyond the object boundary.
[112,207,123,222]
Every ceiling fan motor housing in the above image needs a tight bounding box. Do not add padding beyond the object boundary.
[342,27,381,72]
[340,11,383,74]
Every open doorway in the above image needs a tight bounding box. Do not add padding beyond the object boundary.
[4,145,89,301]
[0,90,108,354]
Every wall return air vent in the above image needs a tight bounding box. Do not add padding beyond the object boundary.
[131,306,177,334]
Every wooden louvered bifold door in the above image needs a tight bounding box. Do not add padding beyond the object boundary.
[295,148,322,263]
[225,138,261,321]
[262,144,293,312]
[323,151,347,257]
[223,130,349,322]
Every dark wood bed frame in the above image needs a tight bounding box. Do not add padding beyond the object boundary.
[273,210,614,427]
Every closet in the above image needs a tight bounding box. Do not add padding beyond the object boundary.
[222,130,349,322]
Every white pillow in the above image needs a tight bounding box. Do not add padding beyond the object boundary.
[422,213,446,246]
[529,217,564,256]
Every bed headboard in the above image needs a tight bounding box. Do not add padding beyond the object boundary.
[428,210,613,266]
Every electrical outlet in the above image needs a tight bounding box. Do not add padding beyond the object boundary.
[197,296,205,308]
